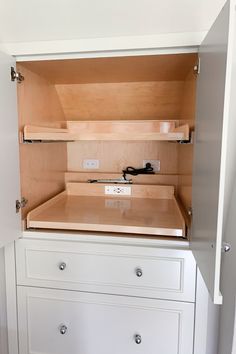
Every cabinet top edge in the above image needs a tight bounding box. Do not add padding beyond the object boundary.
[21,231,190,249]
[15,47,199,63]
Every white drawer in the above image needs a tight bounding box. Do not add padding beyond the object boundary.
[17,286,194,354]
[16,239,196,302]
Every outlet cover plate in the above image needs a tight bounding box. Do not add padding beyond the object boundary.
[83,159,99,169]
[105,185,131,196]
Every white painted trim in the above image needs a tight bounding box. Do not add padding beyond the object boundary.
[22,230,190,249]
[14,46,198,62]
[0,31,204,60]
[194,269,220,354]
[0,248,8,354]
[5,243,18,354]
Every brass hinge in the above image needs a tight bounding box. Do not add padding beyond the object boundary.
[11,67,24,83]
[194,57,201,75]
[16,197,28,213]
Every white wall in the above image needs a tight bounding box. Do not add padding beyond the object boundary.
[0,0,225,43]
[0,0,226,57]
[0,248,8,354]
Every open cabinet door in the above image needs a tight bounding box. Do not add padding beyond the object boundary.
[0,50,21,248]
[191,0,235,305]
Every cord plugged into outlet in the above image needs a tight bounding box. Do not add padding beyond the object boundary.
[143,160,160,172]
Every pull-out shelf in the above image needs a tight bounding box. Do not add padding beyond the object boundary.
[23,120,190,142]
[27,183,186,237]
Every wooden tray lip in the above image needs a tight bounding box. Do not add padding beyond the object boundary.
[65,182,175,199]
[23,120,190,142]
[26,183,186,238]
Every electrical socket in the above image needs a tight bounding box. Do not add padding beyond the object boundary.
[143,159,160,172]
[105,185,131,196]
[83,159,100,169]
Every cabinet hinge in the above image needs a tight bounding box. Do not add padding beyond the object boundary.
[194,57,201,75]
[11,67,24,83]
[187,207,193,216]
[16,197,28,213]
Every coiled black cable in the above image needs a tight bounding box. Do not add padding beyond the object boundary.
[122,162,154,180]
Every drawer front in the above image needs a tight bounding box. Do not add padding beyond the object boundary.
[18,286,194,354]
[16,239,196,302]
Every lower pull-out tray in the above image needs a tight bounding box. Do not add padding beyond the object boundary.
[27,183,186,237]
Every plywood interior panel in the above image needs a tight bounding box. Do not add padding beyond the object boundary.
[20,54,198,84]
[177,70,197,216]
[55,82,185,121]
[17,53,197,233]
[17,65,66,129]
[67,141,178,175]
[17,64,67,219]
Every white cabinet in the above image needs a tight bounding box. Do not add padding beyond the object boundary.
[14,237,196,354]
[17,274,195,354]
[1,1,236,354]
[0,0,235,307]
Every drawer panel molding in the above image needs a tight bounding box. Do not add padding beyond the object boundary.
[17,286,195,354]
[16,239,196,302]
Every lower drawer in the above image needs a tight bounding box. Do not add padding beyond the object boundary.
[17,286,194,354]
[15,239,196,302]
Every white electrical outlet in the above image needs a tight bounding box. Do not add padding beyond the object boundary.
[143,159,160,172]
[105,185,131,196]
[83,159,99,169]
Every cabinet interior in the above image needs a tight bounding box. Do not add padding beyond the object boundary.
[17,53,197,236]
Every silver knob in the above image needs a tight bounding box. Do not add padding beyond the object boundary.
[59,262,66,271]
[222,242,231,253]
[135,268,142,277]
[59,324,67,335]
[134,334,142,344]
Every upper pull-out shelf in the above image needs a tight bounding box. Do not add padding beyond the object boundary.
[23,120,190,142]
[27,183,186,237]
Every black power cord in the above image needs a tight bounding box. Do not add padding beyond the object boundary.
[122,162,154,180]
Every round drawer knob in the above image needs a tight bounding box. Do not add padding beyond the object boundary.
[135,268,142,277]
[59,324,67,335]
[134,334,142,344]
[59,262,66,271]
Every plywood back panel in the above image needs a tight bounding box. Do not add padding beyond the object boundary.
[20,54,198,84]
[67,141,178,175]
[17,64,67,219]
[55,81,185,120]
